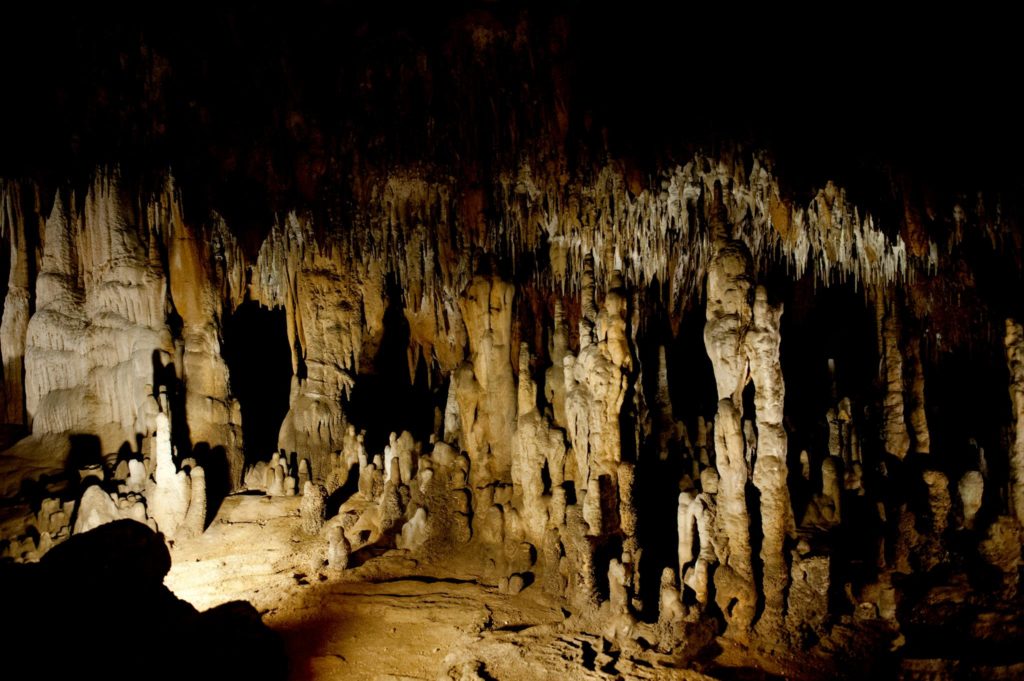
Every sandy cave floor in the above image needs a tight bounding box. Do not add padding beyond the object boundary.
[164,495,776,681]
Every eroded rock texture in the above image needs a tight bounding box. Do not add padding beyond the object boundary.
[1006,319,1024,525]
[25,176,173,452]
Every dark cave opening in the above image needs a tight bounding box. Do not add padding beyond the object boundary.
[223,301,292,465]
[346,279,439,455]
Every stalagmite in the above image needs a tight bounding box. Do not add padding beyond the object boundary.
[301,482,328,534]
[877,291,910,459]
[958,471,984,529]
[149,412,187,536]
[511,343,564,543]
[786,541,830,645]
[453,275,517,489]
[703,186,756,633]
[744,286,794,634]
[1005,319,1024,525]
[678,468,719,607]
[72,485,122,534]
[905,333,931,454]
[180,466,205,537]
[654,345,675,458]
[327,525,350,571]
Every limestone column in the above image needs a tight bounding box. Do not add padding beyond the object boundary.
[703,185,756,631]
[0,183,33,425]
[744,286,794,634]
[876,290,910,458]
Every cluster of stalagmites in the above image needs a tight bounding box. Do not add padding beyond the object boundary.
[2,388,208,559]
[2,163,1024,675]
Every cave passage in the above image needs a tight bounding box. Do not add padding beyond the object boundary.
[346,279,439,455]
[223,300,292,465]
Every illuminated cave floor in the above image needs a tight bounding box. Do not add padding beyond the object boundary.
[165,495,798,681]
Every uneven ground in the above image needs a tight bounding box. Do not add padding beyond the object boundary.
[165,494,777,681]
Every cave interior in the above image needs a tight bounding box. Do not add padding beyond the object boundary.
[1,4,1023,680]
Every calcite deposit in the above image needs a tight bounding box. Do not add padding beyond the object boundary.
[1,6,1023,680]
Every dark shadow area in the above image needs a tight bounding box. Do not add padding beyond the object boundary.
[65,433,102,476]
[347,276,437,453]
[0,519,287,680]
[223,301,292,465]
[192,442,229,522]
[326,463,359,517]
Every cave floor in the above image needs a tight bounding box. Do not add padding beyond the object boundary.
[165,495,780,681]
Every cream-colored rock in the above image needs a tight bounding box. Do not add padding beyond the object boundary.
[511,343,564,544]
[563,273,633,553]
[802,457,842,529]
[149,412,186,536]
[657,567,685,626]
[72,485,122,534]
[453,275,516,489]
[678,468,719,607]
[397,507,429,551]
[703,192,756,633]
[25,175,174,454]
[182,465,207,538]
[744,285,794,634]
[958,471,984,529]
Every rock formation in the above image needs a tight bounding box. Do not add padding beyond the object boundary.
[744,286,794,635]
[0,11,1022,677]
[1006,319,1024,524]
[704,187,757,633]
[451,274,516,490]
